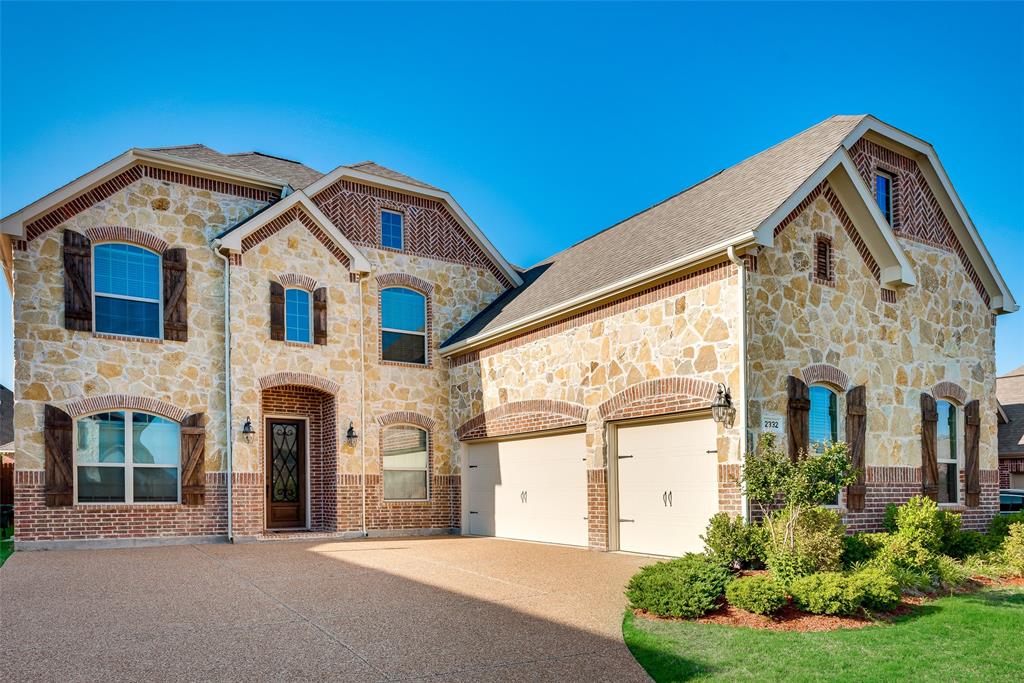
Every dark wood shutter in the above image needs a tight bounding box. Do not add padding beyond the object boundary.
[964,399,981,507]
[921,393,939,501]
[845,385,867,511]
[270,281,285,341]
[44,404,74,506]
[162,247,188,341]
[180,413,206,505]
[786,375,810,462]
[313,287,327,345]
[63,230,92,331]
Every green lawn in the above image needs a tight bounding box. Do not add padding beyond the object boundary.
[623,588,1024,682]
[0,524,12,568]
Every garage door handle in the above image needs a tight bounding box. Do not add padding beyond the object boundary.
[619,519,635,523]
[469,511,478,514]
[618,454,634,459]
[469,465,478,468]
[668,491,673,507]
[662,491,667,507]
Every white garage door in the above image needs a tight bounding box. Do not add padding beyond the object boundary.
[616,416,718,557]
[467,432,588,547]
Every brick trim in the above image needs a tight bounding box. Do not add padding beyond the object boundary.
[84,226,169,253]
[801,364,850,391]
[456,400,588,440]
[811,233,835,287]
[375,272,434,295]
[598,376,718,421]
[240,206,352,268]
[376,411,437,431]
[64,394,189,422]
[278,273,318,291]
[932,381,968,405]
[258,372,340,395]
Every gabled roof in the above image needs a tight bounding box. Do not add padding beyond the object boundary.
[151,144,325,190]
[998,364,1024,456]
[346,161,439,191]
[442,115,1016,353]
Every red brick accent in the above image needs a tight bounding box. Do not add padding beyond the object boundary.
[457,400,588,440]
[25,164,278,242]
[377,273,434,369]
[258,372,340,395]
[375,272,434,295]
[278,273,318,291]
[1000,457,1024,488]
[83,226,169,253]
[360,474,460,531]
[64,394,190,422]
[231,472,264,537]
[932,381,968,406]
[15,470,228,541]
[718,463,743,517]
[587,468,608,550]
[880,288,898,304]
[598,377,717,422]
[228,253,243,266]
[240,205,352,268]
[449,260,734,368]
[91,332,163,344]
[377,411,437,431]
[849,138,990,306]
[810,233,836,287]
[800,364,850,391]
[311,178,515,288]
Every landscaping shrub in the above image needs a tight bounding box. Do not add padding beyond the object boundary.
[843,532,887,568]
[892,496,948,554]
[1003,523,1024,576]
[934,555,971,589]
[725,575,787,615]
[626,553,732,618]
[962,552,1016,580]
[882,503,900,533]
[789,572,861,615]
[944,529,1001,559]
[702,513,766,569]
[887,566,934,592]
[872,531,938,574]
[847,567,900,610]
[765,506,846,584]
[989,511,1024,539]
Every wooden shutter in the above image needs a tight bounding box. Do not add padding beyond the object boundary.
[964,399,981,507]
[162,247,188,341]
[845,385,867,511]
[786,375,810,462]
[921,393,939,501]
[313,287,328,345]
[180,413,206,505]
[44,404,74,506]
[269,281,285,341]
[63,230,92,331]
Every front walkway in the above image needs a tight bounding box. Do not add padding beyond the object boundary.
[1,536,652,681]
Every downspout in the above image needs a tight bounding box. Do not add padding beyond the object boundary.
[212,241,234,542]
[358,272,368,537]
[726,246,750,523]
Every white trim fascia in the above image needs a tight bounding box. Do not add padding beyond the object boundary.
[843,116,1017,313]
[304,165,522,287]
[1,149,288,238]
[439,233,757,357]
[218,191,371,273]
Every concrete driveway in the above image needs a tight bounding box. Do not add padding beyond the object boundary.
[0,536,653,681]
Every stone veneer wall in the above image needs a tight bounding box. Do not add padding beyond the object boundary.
[747,184,999,530]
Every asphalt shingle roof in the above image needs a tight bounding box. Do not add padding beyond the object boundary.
[998,364,1024,456]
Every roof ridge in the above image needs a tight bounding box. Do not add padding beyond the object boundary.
[228,151,305,165]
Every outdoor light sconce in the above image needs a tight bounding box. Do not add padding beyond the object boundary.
[711,383,736,428]
[241,417,256,444]
[345,421,359,448]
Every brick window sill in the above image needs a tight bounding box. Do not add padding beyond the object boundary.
[92,332,164,344]
[380,360,432,370]
[382,499,432,506]
[72,502,184,511]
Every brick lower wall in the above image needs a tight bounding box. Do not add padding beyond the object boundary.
[718,463,743,516]
[1000,457,1024,489]
[587,469,608,550]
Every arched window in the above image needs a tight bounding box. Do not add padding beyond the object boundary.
[809,385,840,505]
[93,243,162,338]
[381,287,426,365]
[75,410,180,503]
[381,425,428,501]
[936,400,960,504]
[285,288,312,343]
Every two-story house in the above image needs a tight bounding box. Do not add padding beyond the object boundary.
[1,115,1015,553]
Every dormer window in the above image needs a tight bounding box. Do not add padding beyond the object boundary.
[875,172,893,224]
[381,210,404,250]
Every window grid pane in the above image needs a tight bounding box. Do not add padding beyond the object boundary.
[94,243,161,300]
[381,288,425,332]
[875,174,891,223]
[285,289,311,343]
[381,211,403,249]
[95,297,161,338]
[382,426,428,500]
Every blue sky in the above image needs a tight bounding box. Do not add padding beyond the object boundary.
[1,1,1022,388]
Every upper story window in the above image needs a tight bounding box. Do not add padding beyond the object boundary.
[93,243,161,338]
[75,410,180,503]
[936,400,960,504]
[381,210,404,250]
[875,172,893,224]
[814,236,833,282]
[381,287,426,365]
[809,385,839,505]
[382,425,428,500]
[285,288,312,343]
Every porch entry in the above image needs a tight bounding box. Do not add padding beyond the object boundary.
[266,418,306,529]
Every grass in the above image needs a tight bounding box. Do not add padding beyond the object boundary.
[0,523,12,568]
[623,588,1024,682]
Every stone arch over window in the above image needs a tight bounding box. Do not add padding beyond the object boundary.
[932,381,968,406]
[377,411,437,431]
[258,371,341,395]
[457,400,588,440]
[800,364,850,392]
[83,226,170,254]
[278,273,318,292]
[598,377,718,422]
[64,394,189,422]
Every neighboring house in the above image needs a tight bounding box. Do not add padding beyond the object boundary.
[997,365,1024,489]
[0,115,1014,552]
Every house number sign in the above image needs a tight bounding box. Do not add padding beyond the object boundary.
[761,414,784,435]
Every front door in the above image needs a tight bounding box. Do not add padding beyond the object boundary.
[266,419,306,529]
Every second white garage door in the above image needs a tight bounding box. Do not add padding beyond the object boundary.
[616,416,719,557]
[466,432,588,547]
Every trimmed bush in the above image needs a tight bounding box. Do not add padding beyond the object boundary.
[934,555,971,589]
[1003,523,1024,576]
[725,575,787,615]
[847,567,900,611]
[883,503,900,533]
[843,532,887,568]
[990,511,1024,539]
[766,506,846,584]
[626,553,732,618]
[892,496,947,554]
[702,513,766,569]
[873,531,938,574]
[789,572,861,615]
[945,529,1002,559]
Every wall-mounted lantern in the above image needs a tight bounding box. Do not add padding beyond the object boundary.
[241,417,256,444]
[345,421,358,448]
[711,384,736,428]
